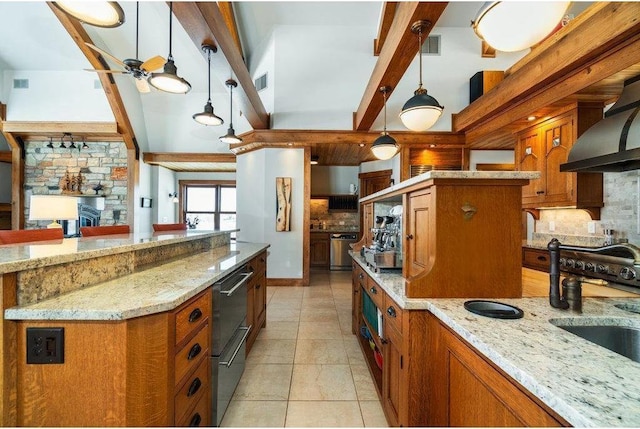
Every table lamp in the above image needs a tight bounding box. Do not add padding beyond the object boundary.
[29,195,79,228]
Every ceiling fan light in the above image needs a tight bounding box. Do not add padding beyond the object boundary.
[399,90,444,131]
[472,1,570,52]
[53,1,124,27]
[193,101,224,126]
[148,59,191,94]
[371,133,398,160]
[220,127,243,144]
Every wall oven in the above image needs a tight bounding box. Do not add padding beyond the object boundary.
[211,265,253,426]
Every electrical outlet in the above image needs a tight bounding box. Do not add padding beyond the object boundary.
[587,221,597,234]
[549,221,555,232]
[26,327,64,364]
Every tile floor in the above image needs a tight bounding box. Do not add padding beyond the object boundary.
[221,270,389,427]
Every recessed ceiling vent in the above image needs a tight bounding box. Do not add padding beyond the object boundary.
[254,73,268,91]
[421,35,441,55]
[13,79,29,89]
[411,163,461,178]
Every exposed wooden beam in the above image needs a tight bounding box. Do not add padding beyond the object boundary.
[143,152,236,164]
[1,121,118,136]
[454,2,640,135]
[374,2,398,56]
[47,3,138,156]
[172,2,269,130]
[217,2,244,60]
[2,133,24,230]
[354,2,448,131]
[0,152,11,164]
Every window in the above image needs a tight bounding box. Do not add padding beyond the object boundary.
[180,181,236,237]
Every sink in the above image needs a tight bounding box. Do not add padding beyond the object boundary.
[552,322,640,363]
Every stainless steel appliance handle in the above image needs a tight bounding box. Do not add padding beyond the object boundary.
[220,272,253,296]
[219,326,252,368]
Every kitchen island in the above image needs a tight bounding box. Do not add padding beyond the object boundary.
[0,230,269,426]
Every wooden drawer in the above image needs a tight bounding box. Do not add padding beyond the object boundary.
[176,389,210,427]
[522,247,550,272]
[247,252,267,277]
[176,289,211,346]
[175,357,209,424]
[383,293,405,335]
[365,275,384,310]
[175,323,209,386]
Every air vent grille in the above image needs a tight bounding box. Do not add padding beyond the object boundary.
[410,164,461,178]
[254,73,267,91]
[421,35,441,55]
[13,79,29,89]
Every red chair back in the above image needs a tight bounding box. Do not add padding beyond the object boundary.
[152,223,187,232]
[80,225,130,237]
[0,228,64,244]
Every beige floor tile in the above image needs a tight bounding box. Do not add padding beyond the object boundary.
[221,400,287,427]
[343,334,367,364]
[271,288,304,300]
[301,296,336,307]
[285,401,364,427]
[267,306,301,322]
[289,364,357,400]
[298,320,343,339]
[303,287,333,299]
[269,300,303,311]
[233,364,293,400]
[294,339,348,364]
[246,339,296,364]
[338,315,353,335]
[300,307,339,322]
[351,363,379,400]
[359,400,389,427]
[256,321,299,340]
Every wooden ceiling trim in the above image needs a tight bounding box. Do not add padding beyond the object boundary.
[373,2,398,56]
[143,152,236,164]
[454,2,640,134]
[217,2,244,60]
[47,3,138,154]
[354,2,448,132]
[0,152,11,163]
[172,2,269,130]
[1,122,117,135]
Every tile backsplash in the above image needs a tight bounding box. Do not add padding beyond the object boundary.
[310,198,358,231]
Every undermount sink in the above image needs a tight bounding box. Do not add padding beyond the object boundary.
[551,321,640,363]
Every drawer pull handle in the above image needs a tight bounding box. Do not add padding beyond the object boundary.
[359,273,364,280]
[187,377,202,397]
[537,255,548,262]
[188,308,202,323]
[187,343,202,360]
[189,413,202,427]
[369,287,377,294]
[387,306,396,318]
[221,272,253,296]
[256,283,261,290]
[406,234,414,240]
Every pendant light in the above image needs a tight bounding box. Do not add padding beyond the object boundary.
[148,2,191,94]
[219,79,243,144]
[52,1,124,28]
[399,20,443,132]
[371,86,398,160]
[192,44,223,126]
[472,2,570,52]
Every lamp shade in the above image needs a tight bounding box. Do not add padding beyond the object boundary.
[52,1,124,27]
[371,134,398,160]
[472,1,570,52]
[399,90,444,132]
[29,195,78,228]
[148,59,191,94]
[193,101,224,126]
[220,127,243,144]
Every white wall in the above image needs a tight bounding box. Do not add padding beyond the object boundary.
[469,150,515,170]
[135,160,153,233]
[311,166,359,195]
[151,165,178,224]
[360,154,401,186]
[248,32,275,119]
[237,148,304,279]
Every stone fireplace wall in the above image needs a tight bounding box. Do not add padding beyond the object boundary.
[24,141,128,228]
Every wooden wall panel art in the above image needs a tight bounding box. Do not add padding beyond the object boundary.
[276,177,292,232]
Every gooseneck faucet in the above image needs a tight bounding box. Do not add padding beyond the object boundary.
[548,239,570,309]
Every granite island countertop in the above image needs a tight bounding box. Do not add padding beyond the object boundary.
[351,253,640,427]
[4,241,268,321]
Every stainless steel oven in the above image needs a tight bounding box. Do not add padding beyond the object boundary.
[211,265,253,426]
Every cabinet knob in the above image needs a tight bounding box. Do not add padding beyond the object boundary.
[536,191,545,195]
[387,306,396,318]
[406,234,414,240]
[188,308,203,323]
[359,273,364,280]
[369,287,377,294]
[380,338,388,345]
[537,255,548,262]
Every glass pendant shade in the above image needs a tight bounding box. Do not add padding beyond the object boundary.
[53,1,124,27]
[399,89,444,131]
[472,1,570,52]
[148,59,191,94]
[371,133,398,160]
[220,127,242,144]
[193,101,223,126]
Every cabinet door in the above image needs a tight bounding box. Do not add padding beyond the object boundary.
[543,115,575,204]
[246,282,255,355]
[310,234,330,267]
[518,128,545,204]
[254,275,266,331]
[362,203,374,248]
[382,322,405,427]
[351,262,363,334]
[406,190,434,278]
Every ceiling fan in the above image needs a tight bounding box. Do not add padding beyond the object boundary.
[84,2,165,93]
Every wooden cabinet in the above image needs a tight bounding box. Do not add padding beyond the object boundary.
[351,261,363,334]
[381,294,407,427]
[310,232,330,268]
[517,106,604,216]
[426,313,567,427]
[406,188,434,279]
[522,246,550,272]
[246,251,268,354]
[16,288,212,427]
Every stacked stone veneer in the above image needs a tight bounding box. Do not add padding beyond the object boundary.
[24,141,128,228]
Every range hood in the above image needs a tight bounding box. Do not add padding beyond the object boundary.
[561,75,640,172]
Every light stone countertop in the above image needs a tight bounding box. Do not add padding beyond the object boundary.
[351,253,640,427]
[360,170,540,203]
[0,230,236,275]
[4,241,268,321]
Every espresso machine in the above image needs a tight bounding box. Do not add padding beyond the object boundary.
[363,206,402,271]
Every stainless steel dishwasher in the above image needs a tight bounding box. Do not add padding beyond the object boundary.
[329,233,358,270]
